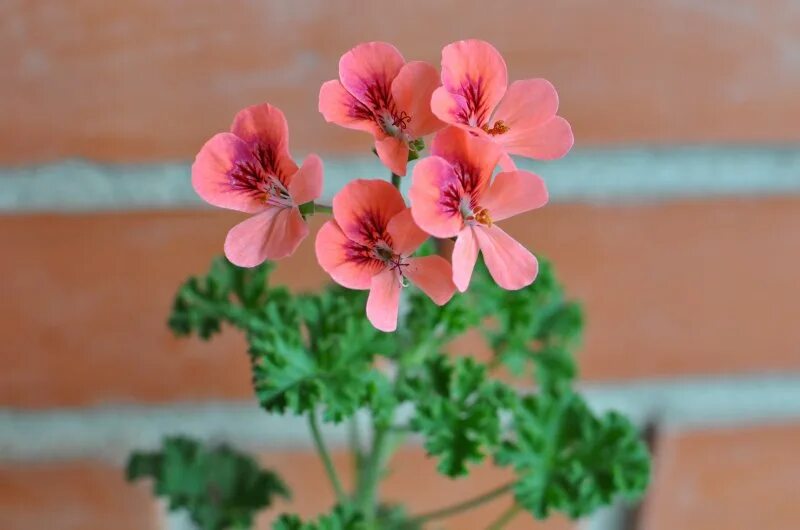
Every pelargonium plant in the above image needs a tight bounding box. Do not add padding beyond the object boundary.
[127,40,650,530]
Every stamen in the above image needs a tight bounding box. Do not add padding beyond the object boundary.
[473,207,493,227]
[481,119,510,136]
[392,111,411,130]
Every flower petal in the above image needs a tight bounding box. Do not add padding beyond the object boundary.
[224,207,307,267]
[192,132,265,213]
[332,179,406,247]
[288,153,323,205]
[481,170,549,222]
[430,86,474,132]
[452,226,479,292]
[231,103,288,154]
[439,39,508,127]
[367,269,401,332]
[386,208,428,256]
[473,225,538,290]
[339,42,405,107]
[409,155,463,239]
[315,220,383,289]
[406,255,455,305]
[392,61,445,137]
[318,79,381,135]
[492,79,573,160]
[375,136,409,176]
[430,126,500,199]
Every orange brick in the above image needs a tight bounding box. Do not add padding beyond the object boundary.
[641,423,800,530]
[2,198,799,407]
[2,1,799,163]
[0,460,158,530]
[258,448,572,530]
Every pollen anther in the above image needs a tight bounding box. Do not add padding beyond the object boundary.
[481,119,510,136]
[473,208,493,227]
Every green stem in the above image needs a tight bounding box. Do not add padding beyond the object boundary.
[359,425,391,520]
[314,203,333,214]
[486,504,522,530]
[308,413,346,503]
[391,173,402,189]
[408,482,516,524]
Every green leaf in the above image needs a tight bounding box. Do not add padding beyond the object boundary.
[169,259,396,424]
[472,258,583,387]
[273,506,366,530]
[127,436,289,530]
[496,392,650,519]
[400,354,513,477]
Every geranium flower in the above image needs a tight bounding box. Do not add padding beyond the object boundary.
[431,39,573,169]
[315,179,455,332]
[409,127,548,291]
[319,42,445,176]
[192,103,322,267]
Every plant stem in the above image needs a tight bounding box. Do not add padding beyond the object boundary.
[313,202,333,214]
[486,504,522,530]
[408,481,516,524]
[391,173,402,189]
[358,425,391,521]
[308,413,346,503]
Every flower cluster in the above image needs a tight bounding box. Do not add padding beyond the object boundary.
[192,39,573,331]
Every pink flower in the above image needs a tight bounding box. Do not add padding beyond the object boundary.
[192,103,323,267]
[431,39,573,170]
[315,179,455,332]
[319,42,445,177]
[409,127,548,292]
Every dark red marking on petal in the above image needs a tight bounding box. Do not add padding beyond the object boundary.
[456,77,491,127]
[227,143,291,203]
[346,80,411,135]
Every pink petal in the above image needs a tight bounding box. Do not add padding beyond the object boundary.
[315,220,383,289]
[473,225,538,290]
[231,103,288,154]
[408,155,463,239]
[391,61,445,137]
[430,86,473,130]
[332,179,406,247]
[318,79,381,136]
[492,79,573,160]
[498,152,517,172]
[288,153,323,206]
[405,255,455,305]
[375,136,409,176]
[452,226,479,292]
[367,269,401,332]
[430,126,500,199]
[339,42,405,107]
[224,207,308,267]
[480,170,549,222]
[439,39,508,127]
[192,132,264,213]
[386,208,428,256]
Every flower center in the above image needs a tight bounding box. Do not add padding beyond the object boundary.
[481,119,510,136]
[459,197,493,227]
[228,144,293,208]
[373,240,409,285]
[380,110,412,140]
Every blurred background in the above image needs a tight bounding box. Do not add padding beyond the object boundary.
[1,1,799,529]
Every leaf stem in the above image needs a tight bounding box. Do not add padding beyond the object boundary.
[307,413,346,503]
[408,481,516,524]
[358,425,391,521]
[313,203,333,214]
[391,173,402,189]
[486,503,522,530]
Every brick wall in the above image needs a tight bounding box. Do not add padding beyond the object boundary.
[2,2,799,529]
